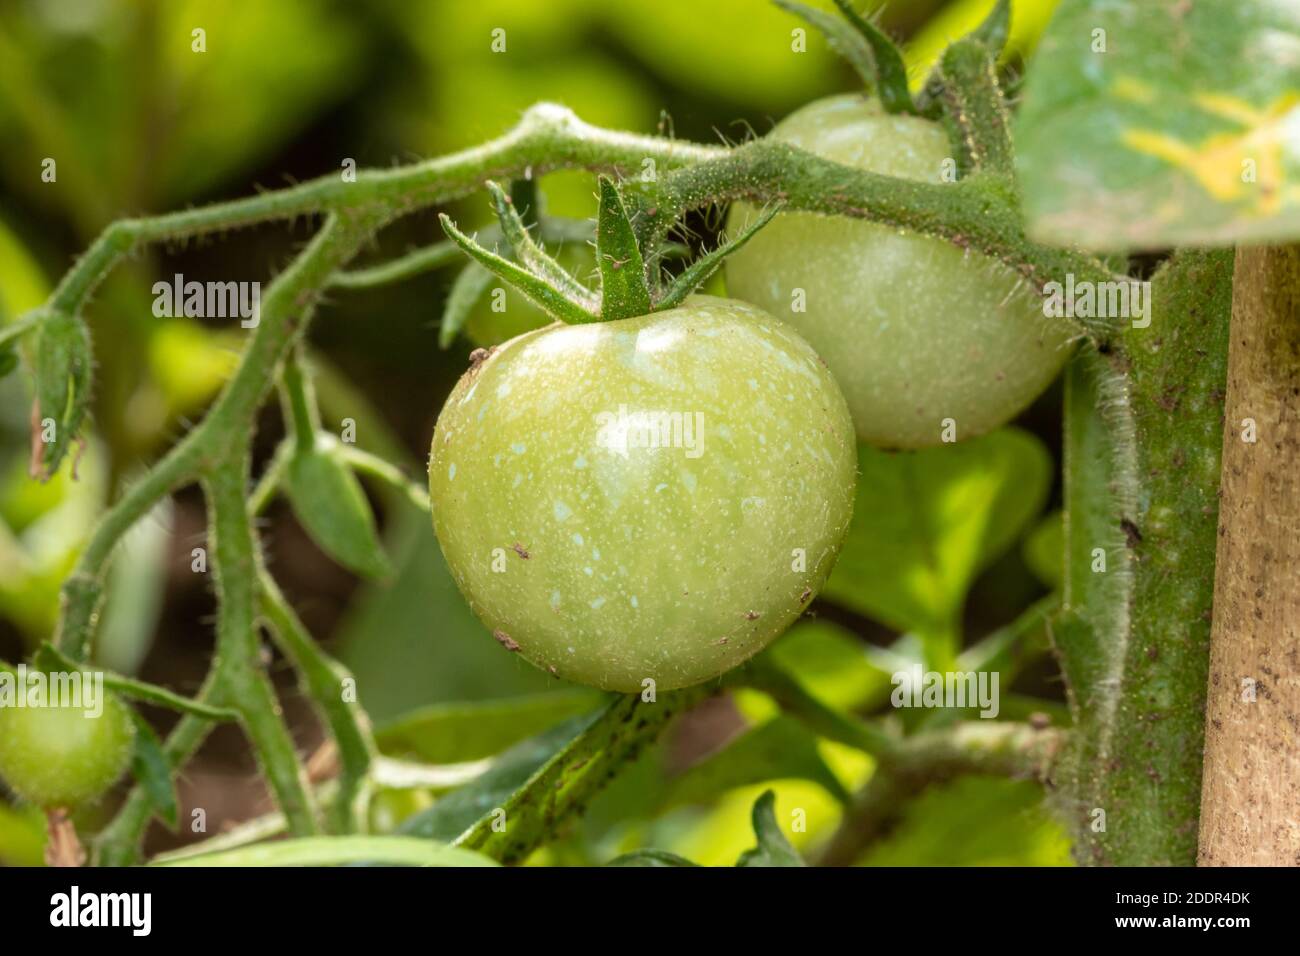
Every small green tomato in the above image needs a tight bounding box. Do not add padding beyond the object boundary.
[726,94,1074,449]
[429,296,856,692]
[0,689,136,808]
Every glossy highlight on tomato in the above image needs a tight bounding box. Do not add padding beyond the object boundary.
[727,94,1075,449]
[428,296,856,692]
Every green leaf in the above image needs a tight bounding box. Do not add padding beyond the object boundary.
[735,790,804,867]
[822,428,1052,662]
[485,181,597,310]
[32,309,92,479]
[663,716,851,808]
[398,715,591,842]
[596,177,653,320]
[0,348,17,380]
[156,836,497,868]
[830,0,916,114]
[860,777,1072,866]
[284,437,390,580]
[129,711,179,831]
[656,205,780,311]
[1016,0,1300,249]
[375,690,604,764]
[772,0,877,90]
[437,263,495,350]
[456,689,708,863]
[607,849,699,867]
[440,214,598,324]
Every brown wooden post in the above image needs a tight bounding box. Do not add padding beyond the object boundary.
[1198,245,1300,866]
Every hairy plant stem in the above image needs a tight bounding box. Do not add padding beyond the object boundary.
[259,571,376,835]
[1057,250,1233,865]
[645,143,1118,339]
[204,461,317,838]
[280,348,320,454]
[936,39,1016,179]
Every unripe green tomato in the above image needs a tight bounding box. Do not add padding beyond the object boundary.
[726,94,1073,449]
[429,296,856,692]
[0,690,136,807]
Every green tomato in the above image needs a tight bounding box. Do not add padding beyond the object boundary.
[429,296,856,692]
[726,94,1073,449]
[0,688,136,807]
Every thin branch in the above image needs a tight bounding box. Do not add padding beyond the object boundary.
[336,445,430,512]
[204,460,318,838]
[647,141,1121,340]
[937,39,1016,179]
[44,104,720,318]
[816,722,1064,866]
[258,571,376,834]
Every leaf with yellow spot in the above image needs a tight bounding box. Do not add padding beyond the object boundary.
[1016,0,1300,249]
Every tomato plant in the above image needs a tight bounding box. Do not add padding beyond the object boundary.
[0,0,1292,876]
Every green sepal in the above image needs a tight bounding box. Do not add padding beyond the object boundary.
[484,181,597,310]
[735,790,805,867]
[439,214,599,325]
[284,435,391,580]
[830,0,916,114]
[596,177,653,321]
[438,263,495,350]
[656,205,780,311]
[129,710,180,831]
[773,0,877,91]
[33,309,92,479]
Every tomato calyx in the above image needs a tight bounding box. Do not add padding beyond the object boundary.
[774,0,1011,121]
[438,176,778,329]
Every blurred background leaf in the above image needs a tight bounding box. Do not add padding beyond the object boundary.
[822,428,1052,666]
